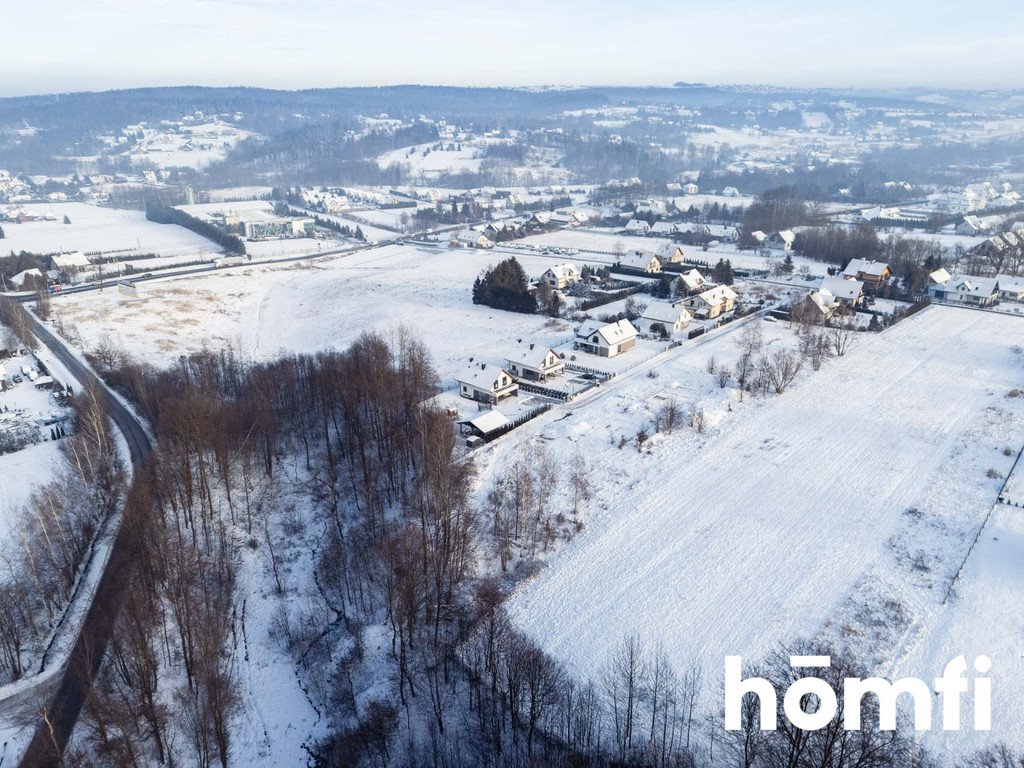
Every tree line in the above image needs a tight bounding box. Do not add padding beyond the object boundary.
[144,201,246,255]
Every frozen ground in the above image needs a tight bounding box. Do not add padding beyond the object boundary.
[122,120,252,170]
[504,307,1024,757]
[51,245,578,384]
[0,440,63,546]
[0,202,212,257]
[377,142,486,175]
[0,352,73,551]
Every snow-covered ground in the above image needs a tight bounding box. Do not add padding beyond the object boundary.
[502,306,1024,759]
[377,142,486,175]
[205,186,274,203]
[0,351,74,551]
[0,440,62,545]
[122,120,252,170]
[51,245,578,385]
[0,202,212,257]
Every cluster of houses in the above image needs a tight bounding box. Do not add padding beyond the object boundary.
[453,266,743,441]
[969,230,1024,263]
[795,255,1024,318]
[543,257,736,324]
[623,219,741,243]
[453,341,568,441]
[797,259,893,321]
[927,269,1024,306]
[9,252,92,288]
[448,209,591,250]
[928,182,1021,215]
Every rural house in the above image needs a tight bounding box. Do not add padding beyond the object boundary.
[505,342,565,381]
[540,263,581,290]
[928,275,1000,307]
[49,251,91,271]
[10,268,43,290]
[676,268,709,295]
[796,289,838,322]
[680,285,737,319]
[765,230,796,251]
[574,319,638,357]
[655,243,685,263]
[956,215,989,236]
[995,274,1024,301]
[456,361,519,404]
[450,229,494,249]
[617,250,662,273]
[842,259,891,288]
[819,275,864,307]
[637,301,692,336]
[624,219,651,236]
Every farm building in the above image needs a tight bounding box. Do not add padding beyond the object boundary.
[460,409,510,440]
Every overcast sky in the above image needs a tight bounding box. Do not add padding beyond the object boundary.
[3,0,1023,96]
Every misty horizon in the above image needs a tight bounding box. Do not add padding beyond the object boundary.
[3,0,1023,98]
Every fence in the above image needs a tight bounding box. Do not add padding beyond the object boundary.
[483,403,552,442]
[564,362,615,380]
[515,380,581,402]
[579,284,646,311]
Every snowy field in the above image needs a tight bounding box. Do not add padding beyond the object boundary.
[0,202,212,257]
[0,441,63,548]
[205,186,274,202]
[377,142,485,175]
[0,352,75,556]
[503,307,1024,759]
[346,206,422,230]
[123,121,252,170]
[50,245,578,384]
[517,229,662,259]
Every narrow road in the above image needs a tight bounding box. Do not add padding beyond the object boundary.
[13,310,153,767]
